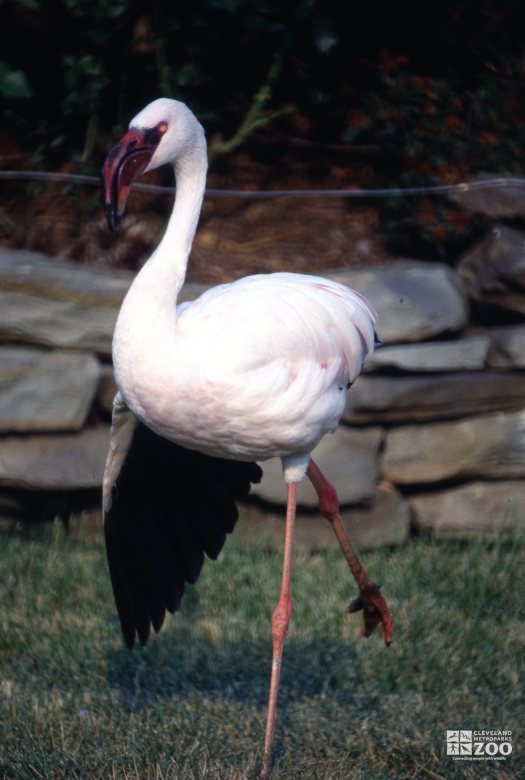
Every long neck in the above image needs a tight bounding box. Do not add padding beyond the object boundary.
[113,134,207,379]
[147,136,208,300]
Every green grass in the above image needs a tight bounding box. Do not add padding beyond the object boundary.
[0,521,523,779]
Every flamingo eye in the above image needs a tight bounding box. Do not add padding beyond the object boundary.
[158,122,168,134]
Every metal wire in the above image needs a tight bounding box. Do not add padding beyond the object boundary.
[1,169,525,199]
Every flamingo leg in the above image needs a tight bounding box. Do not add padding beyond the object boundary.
[307,459,394,646]
[260,481,297,780]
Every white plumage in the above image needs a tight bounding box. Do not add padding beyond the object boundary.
[101,98,392,779]
[116,270,376,472]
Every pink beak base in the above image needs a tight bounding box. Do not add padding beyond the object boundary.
[101,128,156,232]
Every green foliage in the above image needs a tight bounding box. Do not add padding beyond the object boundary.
[2,2,525,258]
[63,0,129,19]
[344,59,525,257]
[0,61,32,99]
[0,0,333,163]
[13,0,40,8]
[62,54,109,115]
[0,523,524,778]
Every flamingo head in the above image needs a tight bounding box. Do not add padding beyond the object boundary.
[101,98,205,232]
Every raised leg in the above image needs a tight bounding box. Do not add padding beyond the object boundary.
[307,459,394,646]
[260,481,297,780]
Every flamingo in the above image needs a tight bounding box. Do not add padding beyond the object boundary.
[101,97,393,778]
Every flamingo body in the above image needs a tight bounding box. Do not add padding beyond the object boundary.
[114,269,377,474]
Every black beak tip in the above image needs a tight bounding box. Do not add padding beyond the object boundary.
[104,202,121,234]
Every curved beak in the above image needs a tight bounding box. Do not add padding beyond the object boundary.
[101,128,159,233]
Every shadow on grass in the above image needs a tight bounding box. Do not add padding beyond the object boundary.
[105,631,375,715]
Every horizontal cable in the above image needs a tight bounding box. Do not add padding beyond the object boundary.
[1,169,525,199]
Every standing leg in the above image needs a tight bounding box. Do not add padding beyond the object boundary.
[307,459,394,646]
[260,482,298,780]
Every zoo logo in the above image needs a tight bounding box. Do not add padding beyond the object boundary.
[446,730,513,760]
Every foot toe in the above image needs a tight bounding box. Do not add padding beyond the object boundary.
[346,582,394,646]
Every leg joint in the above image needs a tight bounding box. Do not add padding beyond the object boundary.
[271,596,291,644]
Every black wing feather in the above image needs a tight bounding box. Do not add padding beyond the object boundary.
[104,422,262,649]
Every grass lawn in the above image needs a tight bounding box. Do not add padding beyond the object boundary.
[0,519,523,779]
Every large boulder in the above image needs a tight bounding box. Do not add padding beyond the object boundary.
[457,225,525,316]
[251,426,383,507]
[382,410,525,484]
[238,481,410,550]
[0,248,132,306]
[449,174,525,219]
[0,249,131,354]
[0,248,206,355]
[486,325,525,369]
[366,335,490,373]
[345,371,525,423]
[0,347,100,432]
[325,261,468,344]
[0,427,108,490]
[410,480,525,539]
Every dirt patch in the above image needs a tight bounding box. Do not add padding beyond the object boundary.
[0,140,392,284]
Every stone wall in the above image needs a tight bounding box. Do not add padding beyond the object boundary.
[1,237,524,547]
